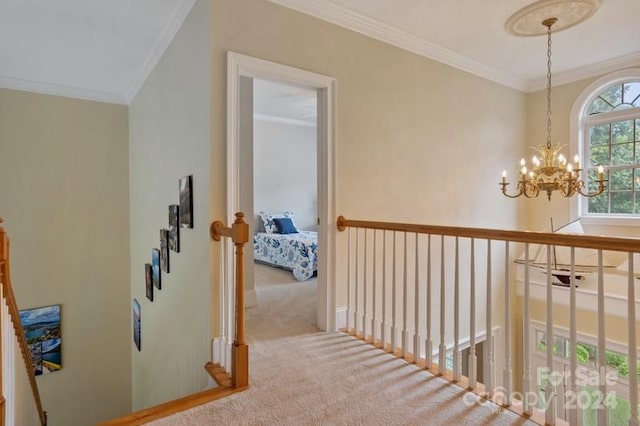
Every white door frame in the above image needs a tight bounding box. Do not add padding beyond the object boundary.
[227,52,337,331]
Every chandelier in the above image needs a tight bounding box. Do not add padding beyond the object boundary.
[500,13,607,201]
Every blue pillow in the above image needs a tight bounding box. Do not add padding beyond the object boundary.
[273,217,298,234]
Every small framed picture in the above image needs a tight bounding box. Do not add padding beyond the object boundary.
[133,299,141,351]
[152,249,161,290]
[145,263,153,302]
[160,229,170,273]
[169,205,180,252]
[179,175,193,229]
[19,304,62,376]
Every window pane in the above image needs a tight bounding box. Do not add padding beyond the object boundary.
[611,191,634,214]
[611,168,633,190]
[636,169,640,191]
[588,192,609,213]
[612,120,634,144]
[637,119,640,142]
[624,82,640,106]
[591,145,610,166]
[601,84,623,106]
[590,124,610,146]
[588,97,613,115]
[611,143,634,165]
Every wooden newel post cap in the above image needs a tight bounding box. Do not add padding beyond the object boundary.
[234,212,246,224]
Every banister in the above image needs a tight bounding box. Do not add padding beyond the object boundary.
[336,215,640,252]
[210,212,249,389]
[0,219,47,426]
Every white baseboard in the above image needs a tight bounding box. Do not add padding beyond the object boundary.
[335,307,347,330]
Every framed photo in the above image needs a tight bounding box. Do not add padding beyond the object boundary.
[145,263,153,302]
[152,249,161,290]
[19,304,62,376]
[160,229,170,273]
[179,175,193,228]
[133,299,141,351]
[169,205,180,253]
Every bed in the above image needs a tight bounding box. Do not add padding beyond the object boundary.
[253,231,318,281]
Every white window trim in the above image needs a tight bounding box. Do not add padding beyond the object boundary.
[569,68,640,226]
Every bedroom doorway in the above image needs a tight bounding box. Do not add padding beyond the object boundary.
[226,52,337,332]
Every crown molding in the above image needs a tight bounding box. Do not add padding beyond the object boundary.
[0,75,126,104]
[528,52,640,92]
[254,113,317,128]
[267,0,529,92]
[124,0,198,104]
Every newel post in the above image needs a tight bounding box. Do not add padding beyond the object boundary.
[231,212,249,389]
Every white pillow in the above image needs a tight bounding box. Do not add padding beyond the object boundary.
[259,211,294,234]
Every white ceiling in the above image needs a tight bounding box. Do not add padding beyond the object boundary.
[0,0,196,104]
[0,0,638,105]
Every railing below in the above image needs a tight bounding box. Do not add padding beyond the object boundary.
[337,215,640,426]
[0,219,47,426]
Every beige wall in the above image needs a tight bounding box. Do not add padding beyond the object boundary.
[0,88,131,425]
[128,0,212,410]
[211,0,528,331]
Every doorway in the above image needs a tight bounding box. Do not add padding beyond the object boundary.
[226,52,337,332]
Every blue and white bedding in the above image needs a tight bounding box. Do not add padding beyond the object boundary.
[253,231,318,281]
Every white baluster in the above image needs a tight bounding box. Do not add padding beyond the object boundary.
[372,230,377,346]
[523,243,532,415]
[439,235,446,375]
[503,240,512,406]
[545,244,556,426]
[414,234,421,364]
[453,236,461,382]
[391,231,398,354]
[402,232,409,359]
[597,250,608,426]
[569,247,578,426]
[381,231,387,350]
[469,238,477,388]
[355,228,360,336]
[346,228,352,334]
[363,229,368,340]
[627,251,639,426]
[425,234,433,369]
[485,240,494,398]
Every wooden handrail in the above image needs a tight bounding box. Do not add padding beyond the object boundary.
[0,220,47,425]
[337,215,640,252]
[210,212,249,389]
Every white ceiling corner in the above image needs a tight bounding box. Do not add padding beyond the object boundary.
[267,0,640,93]
[124,0,198,104]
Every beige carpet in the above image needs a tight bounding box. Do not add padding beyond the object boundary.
[150,264,535,425]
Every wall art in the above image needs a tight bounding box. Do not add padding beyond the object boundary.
[19,304,62,376]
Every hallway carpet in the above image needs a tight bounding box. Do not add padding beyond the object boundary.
[149,264,535,425]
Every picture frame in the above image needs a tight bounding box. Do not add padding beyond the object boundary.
[169,204,180,252]
[160,229,170,273]
[133,299,141,351]
[152,248,161,290]
[145,263,153,302]
[179,175,193,229]
[19,304,62,376]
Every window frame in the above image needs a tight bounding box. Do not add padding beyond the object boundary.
[570,69,640,226]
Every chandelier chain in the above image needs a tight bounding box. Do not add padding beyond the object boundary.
[546,21,553,149]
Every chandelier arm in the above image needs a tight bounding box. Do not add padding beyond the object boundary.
[500,183,525,198]
[576,180,608,198]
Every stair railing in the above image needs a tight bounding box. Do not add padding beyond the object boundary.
[210,212,249,389]
[0,219,47,426]
[337,215,639,426]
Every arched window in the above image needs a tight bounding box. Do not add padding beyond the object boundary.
[572,70,640,221]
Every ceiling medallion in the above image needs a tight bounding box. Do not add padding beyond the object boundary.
[506,0,600,37]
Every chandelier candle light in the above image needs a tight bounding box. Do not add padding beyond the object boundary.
[500,12,607,200]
